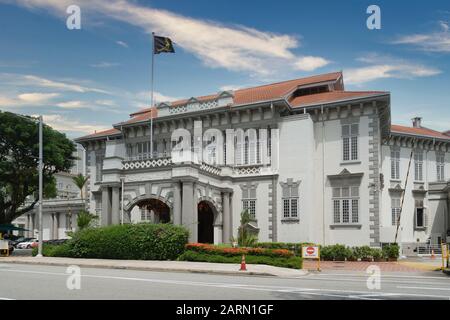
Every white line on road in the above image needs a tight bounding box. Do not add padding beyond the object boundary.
[0,267,449,300]
[397,286,450,291]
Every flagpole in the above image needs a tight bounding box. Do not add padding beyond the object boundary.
[150,32,155,159]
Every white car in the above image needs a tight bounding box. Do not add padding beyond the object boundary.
[16,239,36,249]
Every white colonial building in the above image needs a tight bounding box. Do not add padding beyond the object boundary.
[75,72,450,253]
[13,144,86,240]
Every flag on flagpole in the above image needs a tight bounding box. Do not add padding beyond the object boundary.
[153,35,175,54]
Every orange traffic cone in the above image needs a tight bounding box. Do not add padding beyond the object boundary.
[431,249,435,259]
[240,254,247,271]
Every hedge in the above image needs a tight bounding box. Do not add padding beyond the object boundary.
[33,223,189,260]
[186,243,293,258]
[320,244,399,261]
[178,250,302,269]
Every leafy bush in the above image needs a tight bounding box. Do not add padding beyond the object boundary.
[351,246,374,260]
[185,243,293,258]
[32,243,72,257]
[35,223,189,260]
[382,244,399,260]
[320,244,352,261]
[253,242,316,256]
[178,250,302,269]
[371,248,384,261]
[76,210,98,230]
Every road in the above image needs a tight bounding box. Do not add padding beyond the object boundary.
[0,263,449,300]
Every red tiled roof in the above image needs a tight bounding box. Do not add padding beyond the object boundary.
[289,91,388,108]
[76,128,121,141]
[444,130,450,136]
[391,124,450,140]
[129,72,343,117]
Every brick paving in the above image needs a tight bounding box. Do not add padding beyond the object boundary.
[303,260,435,272]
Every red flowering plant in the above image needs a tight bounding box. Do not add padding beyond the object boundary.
[185,243,293,258]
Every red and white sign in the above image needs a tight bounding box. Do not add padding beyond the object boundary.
[302,246,319,259]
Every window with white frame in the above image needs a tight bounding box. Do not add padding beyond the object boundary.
[391,197,401,226]
[414,150,424,181]
[414,199,426,229]
[436,152,445,182]
[242,199,256,219]
[332,186,359,224]
[140,207,151,221]
[342,123,359,161]
[281,179,300,219]
[241,183,257,220]
[95,154,104,182]
[391,147,400,180]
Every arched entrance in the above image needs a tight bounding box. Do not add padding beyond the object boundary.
[137,198,171,223]
[197,201,215,243]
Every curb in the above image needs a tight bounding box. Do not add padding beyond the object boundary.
[0,258,307,278]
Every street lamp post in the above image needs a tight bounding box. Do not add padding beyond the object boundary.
[36,115,44,257]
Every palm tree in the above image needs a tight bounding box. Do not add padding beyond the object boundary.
[72,173,88,202]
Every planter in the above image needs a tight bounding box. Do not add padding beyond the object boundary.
[361,257,374,262]
[387,257,398,262]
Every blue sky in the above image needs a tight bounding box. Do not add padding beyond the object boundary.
[0,0,449,138]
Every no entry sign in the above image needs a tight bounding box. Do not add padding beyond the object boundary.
[302,246,319,259]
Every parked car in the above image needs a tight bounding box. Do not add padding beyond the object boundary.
[16,238,36,249]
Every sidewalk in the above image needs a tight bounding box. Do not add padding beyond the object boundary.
[0,256,308,278]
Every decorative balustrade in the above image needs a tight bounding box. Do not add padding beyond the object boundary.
[123,156,173,170]
[199,162,222,176]
[232,165,262,176]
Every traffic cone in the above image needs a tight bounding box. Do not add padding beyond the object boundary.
[431,249,435,259]
[240,254,247,271]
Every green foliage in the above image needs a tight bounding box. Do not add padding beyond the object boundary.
[320,244,352,261]
[0,111,76,224]
[76,210,98,230]
[382,243,400,260]
[42,223,189,260]
[253,242,316,256]
[178,250,302,269]
[235,209,258,247]
[72,174,88,201]
[32,243,72,257]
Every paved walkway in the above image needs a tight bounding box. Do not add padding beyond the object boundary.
[0,256,308,278]
[303,260,441,272]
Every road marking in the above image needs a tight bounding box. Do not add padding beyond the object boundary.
[309,273,448,280]
[397,286,450,291]
[0,267,449,300]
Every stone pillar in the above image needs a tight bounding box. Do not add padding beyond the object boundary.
[173,181,182,225]
[222,192,231,243]
[182,181,195,242]
[111,187,120,225]
[30,214,35,238]
[101,187,111,226]
[54,213,60,239]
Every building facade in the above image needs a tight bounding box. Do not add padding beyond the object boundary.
[13,145,86,240]
[75,72,450,252]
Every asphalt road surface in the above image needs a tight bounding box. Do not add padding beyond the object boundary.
[0,263,449,300]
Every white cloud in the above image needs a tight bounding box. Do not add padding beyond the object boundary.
[219,85,244,91]
[41,114,110,135]
[294,56,330,72]
[345,55,441,85]
[7,0,330,75]
[18,92,59,103]
[56,100,90,109]
[116,40,129,48]
[90,61,120,68]
[21,75,110,94]
[0,92,59,107]
[393,21,450,53]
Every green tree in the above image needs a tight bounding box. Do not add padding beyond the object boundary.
[235,209,258,247]
[77,210,98,230]
[0,111,76,224]
[72,173,88,202]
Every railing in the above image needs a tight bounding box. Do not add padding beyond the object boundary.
[417,244,443,255]
[122,156,173,170]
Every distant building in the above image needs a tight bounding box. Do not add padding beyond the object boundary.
[72,72,450,255]
[13,144,86,239]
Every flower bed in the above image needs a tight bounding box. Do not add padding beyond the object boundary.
[179,243,301,269]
